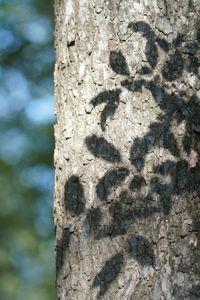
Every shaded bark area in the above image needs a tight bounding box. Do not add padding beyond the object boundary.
[54,0,200,299]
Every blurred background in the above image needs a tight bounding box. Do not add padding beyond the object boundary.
[0,1,55,299]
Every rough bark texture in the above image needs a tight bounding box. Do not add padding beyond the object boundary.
[54,1,200,299]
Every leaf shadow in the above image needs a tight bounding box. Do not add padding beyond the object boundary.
[92,253,124,298]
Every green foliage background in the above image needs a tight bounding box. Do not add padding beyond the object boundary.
[0,1,55,299]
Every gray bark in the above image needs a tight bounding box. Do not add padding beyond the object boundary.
[54,0,200,299]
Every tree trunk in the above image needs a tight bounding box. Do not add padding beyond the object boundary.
[54,1,200,299]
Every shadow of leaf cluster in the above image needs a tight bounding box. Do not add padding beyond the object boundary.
[59,21,200,297]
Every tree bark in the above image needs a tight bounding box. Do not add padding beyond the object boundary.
[54,0,200,299]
